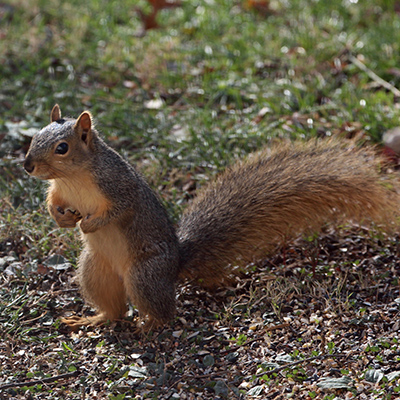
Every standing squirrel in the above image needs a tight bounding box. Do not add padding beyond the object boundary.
[24,105,397,330]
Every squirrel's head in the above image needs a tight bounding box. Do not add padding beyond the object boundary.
[24,105,97,179]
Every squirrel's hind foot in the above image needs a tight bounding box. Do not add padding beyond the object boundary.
[61,313,110,330]
[61,314,164,335]
[134,316,163,335]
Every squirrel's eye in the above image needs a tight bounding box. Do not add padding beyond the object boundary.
[55,142,69,155]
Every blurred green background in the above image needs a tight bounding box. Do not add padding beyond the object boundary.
[2,0,400,250]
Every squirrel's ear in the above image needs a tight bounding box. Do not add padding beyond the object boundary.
[50,104,61,122]
[74,111,93,146]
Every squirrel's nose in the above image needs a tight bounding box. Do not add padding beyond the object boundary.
[23,157,35,174]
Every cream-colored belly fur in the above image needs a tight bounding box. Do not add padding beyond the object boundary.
[82,224,131,278]
[49,174,131,277]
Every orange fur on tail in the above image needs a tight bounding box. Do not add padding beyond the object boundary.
[178,141,398,288]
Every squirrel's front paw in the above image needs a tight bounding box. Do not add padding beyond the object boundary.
[79,214,98,233]
[52,206,82,228]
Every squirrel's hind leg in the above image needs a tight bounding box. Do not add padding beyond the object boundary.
[63,248,128,329]
[124,254,178,331]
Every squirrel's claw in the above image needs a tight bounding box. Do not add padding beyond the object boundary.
[62,314,163,335]
[134,316,163,335]
[50,205,82,228]
[61,313,110,330]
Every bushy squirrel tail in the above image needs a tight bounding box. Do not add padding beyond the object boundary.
[177,140,398,288]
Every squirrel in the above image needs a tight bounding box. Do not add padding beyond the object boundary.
[23,105,398,331]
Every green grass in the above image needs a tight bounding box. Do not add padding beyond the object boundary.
[2,0,400,156]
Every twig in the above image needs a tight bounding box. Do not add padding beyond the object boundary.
[266,322,290,332]
[220,323,290,355]
[20,310,47,325]
[192,354,347,382]
[191,371,230,380]
[253,353,348,378]
[0,370,80,390]
[348,54,400,97]
[220,337,264,355]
